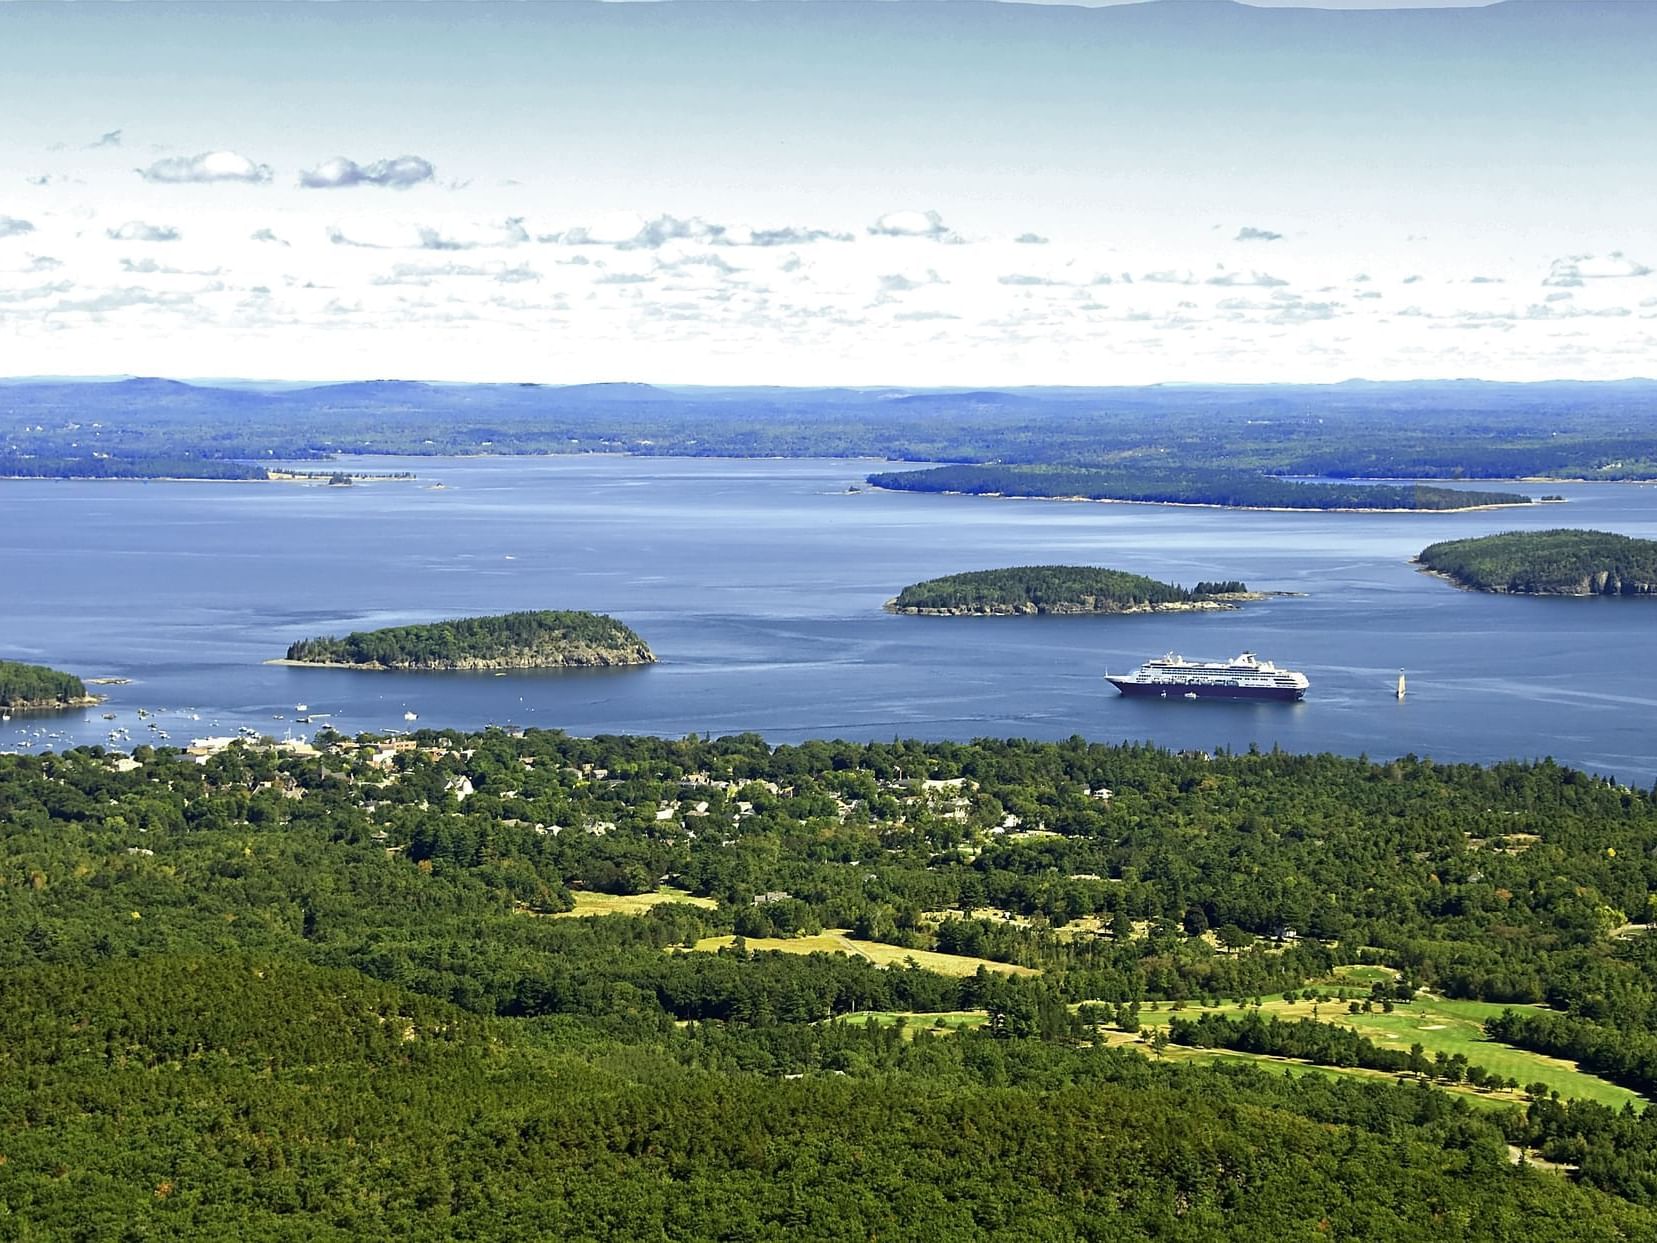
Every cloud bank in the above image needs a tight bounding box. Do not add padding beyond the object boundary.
[300,155,435,189]
[139,150,272,184]
[106,221,180,243]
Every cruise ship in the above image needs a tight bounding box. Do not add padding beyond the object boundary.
[1106,652,1309,701]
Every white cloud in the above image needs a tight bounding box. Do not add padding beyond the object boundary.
[48,286,198,314]
[139,150,272,184]
[1013,233,1049,245]
[1235,226,1283,242]
[118,257,220,276]
[877,269,944,293]
[0,215,35,239]
[1544,252,1653,288]
[868,209,955,241]
[106,221,180,243]
[87,129,123,149]
[1206,270,1288,288]
[300,155,435,189]
[417,226,475,252]
[250,228,289,246]
[998,273,1067,287]
[0,280,72,304]
[542,213,853,251]
[736,224,853,247]
[371,261,540,286]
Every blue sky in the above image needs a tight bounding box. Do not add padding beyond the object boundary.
[0,1,1652,384]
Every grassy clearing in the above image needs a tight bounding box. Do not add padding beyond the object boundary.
[688,931,1038,977]
[1328,964,1400,984]
[1128,995,1640,1110]
[553,888,718,918]
[836,1010,990,1037]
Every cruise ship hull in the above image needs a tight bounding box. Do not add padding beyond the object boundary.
[1108,678,1305,702]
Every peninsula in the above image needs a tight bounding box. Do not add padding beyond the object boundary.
[887,566,1259,616]
[0,659,100,710]
[1418,529,1657,596]
[277,611,655,671]
[867,465,1534,512]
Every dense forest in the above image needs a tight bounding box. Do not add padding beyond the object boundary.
[868,464,1533,511]
[889,565,1250,614]
[0,658,90,709]
[0,452,270,480]
[1419,529,1657,595]
[5,377,1657,481]
[11,729,1657,1232]
[283,610,654,670]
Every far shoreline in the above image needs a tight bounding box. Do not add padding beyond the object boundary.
[865,484,1546,515]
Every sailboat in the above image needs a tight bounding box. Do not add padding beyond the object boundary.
[1395,670,1407,700]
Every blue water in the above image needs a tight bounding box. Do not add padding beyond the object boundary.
[4,455,1655,783]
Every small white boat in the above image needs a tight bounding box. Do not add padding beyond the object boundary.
[295,704,308,713]
[1395,671,1407,700]
[403,711,418,721]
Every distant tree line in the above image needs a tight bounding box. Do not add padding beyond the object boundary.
[0,453,268,480]
[868,464,1532,511]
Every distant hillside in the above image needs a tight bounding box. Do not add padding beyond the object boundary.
[281,610,654,670]
[6,378,1657,479]
[1418,529,1657,595]
[889,566,1252,616]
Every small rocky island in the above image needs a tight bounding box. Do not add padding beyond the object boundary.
[0,659,100,710]
[1418,529,1657,595]
[277,611,655,670]
[887,566,1262,616]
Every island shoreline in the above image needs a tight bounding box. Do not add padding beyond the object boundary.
[866,484,1542,515]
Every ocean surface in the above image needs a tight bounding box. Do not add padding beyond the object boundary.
[5,455,1656,783]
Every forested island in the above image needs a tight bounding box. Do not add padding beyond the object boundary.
[8,731,1657,1236]
[869,464,1534,512]
[279,610,654,670]
[889,565,1255,615]
[0,658,96,710]
[1419,529,1657,596]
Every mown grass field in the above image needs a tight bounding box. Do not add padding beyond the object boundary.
[1127,994,1640,1109]
[689,931,1039,977]
[842,991,1641,1109]
[836,1010,991,1035]
[554,888,718,917]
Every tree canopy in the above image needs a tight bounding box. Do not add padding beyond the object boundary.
[0,658,88,708]
[284,610,654,669]
[890,565,1248,613]
[1420,529,1657,595]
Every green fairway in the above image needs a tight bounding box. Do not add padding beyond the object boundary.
[835,1010,990,1036]
[689,931,1039,977]
[554,888,718,917]
[1130,994,1641,1110]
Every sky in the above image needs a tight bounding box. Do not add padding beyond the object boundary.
[0,0,1653,386]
